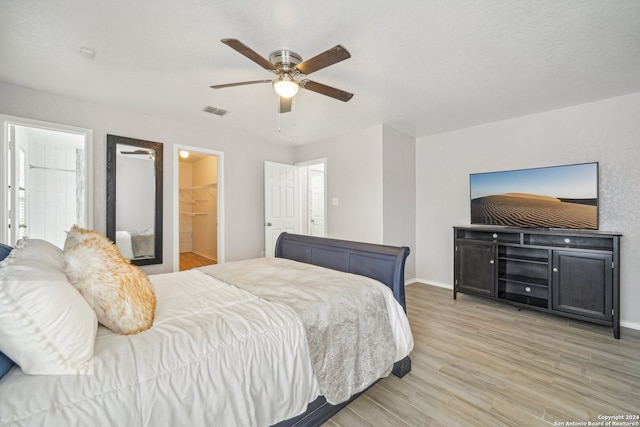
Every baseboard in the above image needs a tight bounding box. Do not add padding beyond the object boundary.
[621,320,640,332]
[192,251,217,263]
[410,279,452,289]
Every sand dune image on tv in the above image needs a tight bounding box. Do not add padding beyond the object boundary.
[471,193,597,229]
[469,162,599,230]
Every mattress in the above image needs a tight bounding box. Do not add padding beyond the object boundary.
[0,263,413,427]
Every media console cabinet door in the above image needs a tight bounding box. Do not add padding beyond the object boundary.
[552,250,612,321]
[455,241,495,296]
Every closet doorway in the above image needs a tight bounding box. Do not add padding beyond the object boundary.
[175,146,223,271]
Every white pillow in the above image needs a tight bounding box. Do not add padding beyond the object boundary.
[64,227,156,335]
[1,237,66,271]
[0,258,97,375]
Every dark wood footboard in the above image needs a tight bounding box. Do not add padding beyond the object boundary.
[273,233,412,427]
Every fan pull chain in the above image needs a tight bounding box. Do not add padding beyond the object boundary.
[277,101,282,133]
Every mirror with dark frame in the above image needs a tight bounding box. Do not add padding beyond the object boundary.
[106,135,163,265]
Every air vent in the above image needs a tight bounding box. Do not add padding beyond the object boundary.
[203,106,228,116]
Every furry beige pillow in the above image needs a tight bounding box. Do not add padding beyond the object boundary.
[64,226,156,335]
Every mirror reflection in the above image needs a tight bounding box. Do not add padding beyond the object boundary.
[106,135,163,265]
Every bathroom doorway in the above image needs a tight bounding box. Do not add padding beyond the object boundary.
[1,115,92,247]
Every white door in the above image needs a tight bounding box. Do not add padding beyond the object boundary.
[309,168,325,236]
[264,161,299,257]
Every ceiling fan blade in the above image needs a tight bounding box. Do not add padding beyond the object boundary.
[221,38,276,71]
[210,80,272,89]
[279,97,292,114]
[295,45,351,75]
[301,80,353,102]
[120,150,152,155]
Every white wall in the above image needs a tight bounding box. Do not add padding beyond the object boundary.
[0,81,294,273]
[178,161,193,253]
[382,126,416,281]
[295,125,384,243]
[416,92,640,329]
[295,125,417,280]
[191,156,218,261]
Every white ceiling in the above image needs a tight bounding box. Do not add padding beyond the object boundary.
[1,0,639,145]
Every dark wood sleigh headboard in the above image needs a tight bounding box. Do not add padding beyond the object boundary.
[275,232,411,312]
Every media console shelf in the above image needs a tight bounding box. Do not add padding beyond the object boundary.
[453,226,621,338]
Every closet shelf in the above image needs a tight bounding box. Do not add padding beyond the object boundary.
[180,212,207,216]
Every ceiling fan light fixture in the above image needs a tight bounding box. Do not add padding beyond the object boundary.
[273,74,299,98]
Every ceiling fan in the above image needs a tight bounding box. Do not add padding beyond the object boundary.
[210,38,353,113]
[119,149,155,159]
[120,149,152,155]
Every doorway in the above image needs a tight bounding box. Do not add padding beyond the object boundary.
[174,146,223,271]
[263,158,326,257]
[1,115,92,247]
[297,161,326,237]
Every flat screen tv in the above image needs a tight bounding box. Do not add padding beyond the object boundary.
[470,162,598,230]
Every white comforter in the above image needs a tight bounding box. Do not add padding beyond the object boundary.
[0,266,413,427]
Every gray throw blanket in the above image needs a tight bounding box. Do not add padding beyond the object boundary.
[199,257,397,404]
[129,230,154,258]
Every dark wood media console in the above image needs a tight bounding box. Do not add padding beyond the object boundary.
[453,226,621,338]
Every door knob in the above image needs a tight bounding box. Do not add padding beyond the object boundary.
[266,222,272,226]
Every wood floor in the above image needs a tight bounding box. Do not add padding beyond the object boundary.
[179,252,216,271]
[323,283,640,427]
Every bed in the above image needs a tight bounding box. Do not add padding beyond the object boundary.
[0,233,413,427]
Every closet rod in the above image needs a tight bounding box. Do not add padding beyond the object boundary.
[29,164,78,173]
